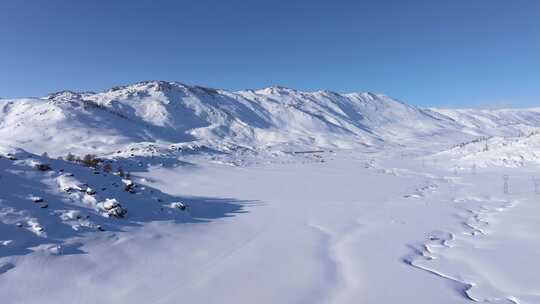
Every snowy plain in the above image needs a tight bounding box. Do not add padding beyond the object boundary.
[1,81,539,303]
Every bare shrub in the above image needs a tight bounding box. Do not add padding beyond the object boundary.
[35,163,51,171]
[81,154,100,168]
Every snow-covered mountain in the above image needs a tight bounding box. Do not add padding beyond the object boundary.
[1,80,539,159]
[3,81,540,304]
[0,81,461,157]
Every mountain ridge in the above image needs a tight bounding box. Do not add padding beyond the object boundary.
[1,80,539,158]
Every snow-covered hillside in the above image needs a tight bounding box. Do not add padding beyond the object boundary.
[2,81,540,304]
[0,80,501,158]
[0,144,246,275]
[433,107,540,135]
[433,131,540,168]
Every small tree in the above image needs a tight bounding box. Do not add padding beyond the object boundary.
[81,154,100,168]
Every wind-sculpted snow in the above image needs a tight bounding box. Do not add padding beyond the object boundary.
[407,197,521,303]
[399,164,540,304]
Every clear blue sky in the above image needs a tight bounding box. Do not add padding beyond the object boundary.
[1,0,538,107]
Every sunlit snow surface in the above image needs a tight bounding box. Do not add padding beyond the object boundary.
[1,148,539,304]
[1,82,540,303]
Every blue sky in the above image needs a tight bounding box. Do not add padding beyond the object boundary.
[1,0,538,107]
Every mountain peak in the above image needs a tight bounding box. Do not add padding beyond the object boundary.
[46,90,96,102]
[255,86,299,95]
[106,80,187,93]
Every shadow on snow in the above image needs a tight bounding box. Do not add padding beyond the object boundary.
[0,150,253,274]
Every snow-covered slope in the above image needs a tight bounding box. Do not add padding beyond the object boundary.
[432,107,540,137]
[0,144,244,274]
[3,81,540,304]
[0,81,475,157]
[434,131,540,168]
[4,148,540,304]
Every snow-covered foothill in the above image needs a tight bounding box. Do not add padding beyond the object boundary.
[0,145,231,278]
[433,131,540,168]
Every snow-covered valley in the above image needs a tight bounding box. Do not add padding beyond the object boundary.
[1,81,540,303]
